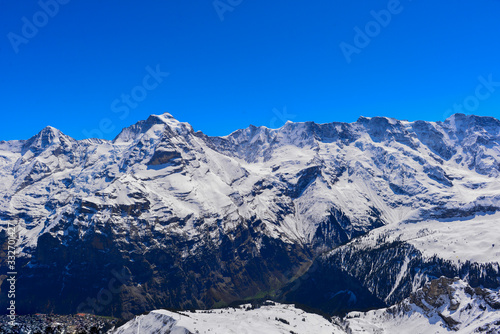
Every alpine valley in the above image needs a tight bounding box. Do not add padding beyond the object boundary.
[1,113,500,333]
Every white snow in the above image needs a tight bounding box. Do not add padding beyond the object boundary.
[352,211,500,264]
[111,302,345,334]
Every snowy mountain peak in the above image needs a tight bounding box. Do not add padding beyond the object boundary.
[145,112,176,126]
[356,115,399,125]
[30,125,63,141]
[22,125,73,154]
[445,113,500,130]
[113,112,193,143]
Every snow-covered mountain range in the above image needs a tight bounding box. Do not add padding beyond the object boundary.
[1,113,499,326]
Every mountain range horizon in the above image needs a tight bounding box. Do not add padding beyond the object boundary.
[3,112,496,143]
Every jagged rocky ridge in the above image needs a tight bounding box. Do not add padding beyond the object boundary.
[1,113,500,318]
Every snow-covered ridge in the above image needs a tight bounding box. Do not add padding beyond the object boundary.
[110,301,345,334]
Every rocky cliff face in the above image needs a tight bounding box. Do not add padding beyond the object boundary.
[343,277,500,333]
[1,113,500,318]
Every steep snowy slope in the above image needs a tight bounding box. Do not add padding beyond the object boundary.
[345,211,500,264]
[1,112,500,317]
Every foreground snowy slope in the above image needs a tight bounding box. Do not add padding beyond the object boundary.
[1,112,500,316]
[110,302,344,334]
[111,278,500,334]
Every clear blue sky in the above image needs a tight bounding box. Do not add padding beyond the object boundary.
[1,0,500,140]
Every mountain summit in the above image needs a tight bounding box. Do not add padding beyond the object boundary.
[22,125,75,153]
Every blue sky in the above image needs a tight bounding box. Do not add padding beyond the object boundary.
[1,0,500,140]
